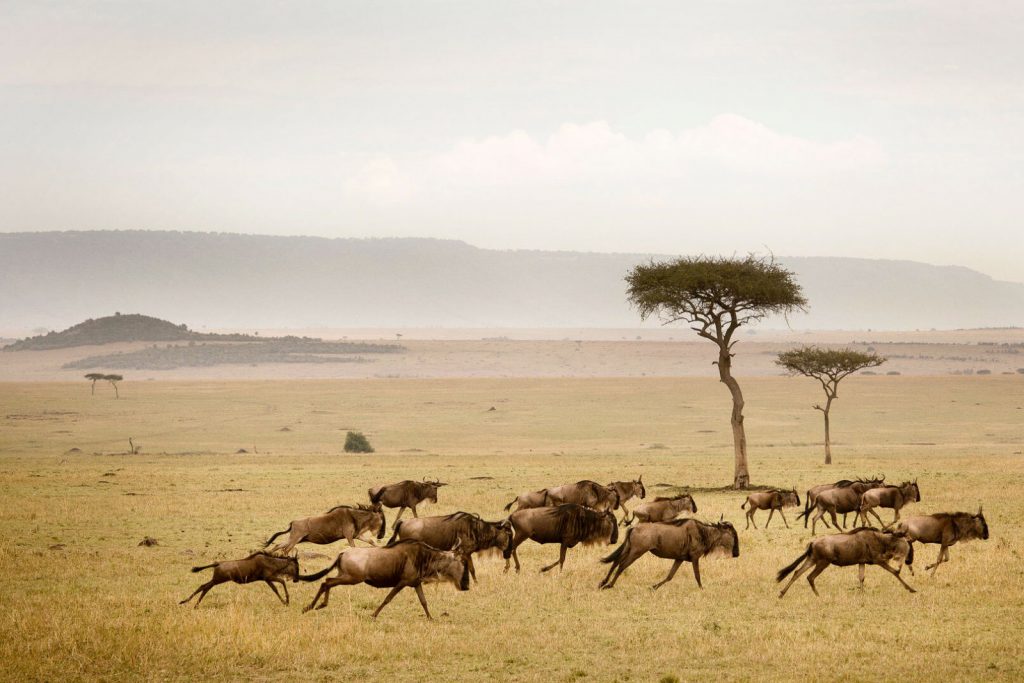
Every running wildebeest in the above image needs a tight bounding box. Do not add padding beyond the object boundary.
[263,503,386,553]
[542,480,621,512]
[503,489,548,513]
[180,551,300,608]
[859,480,921,526]
[895,508,988,575]
[504,504,619,573]
[388,511,513,581]
[369,479,447,526]
[606,476,646,524]
[598,517,739,590]
[742,488,800,529]
[802,476,886,529]
[627,493,697,525]
[300,540,470,618]
[776,527,915,598]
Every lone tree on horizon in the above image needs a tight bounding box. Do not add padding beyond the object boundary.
[84,373,104,395]
[626,255,807,489]
[104,374,123,399]
[775,346,885,464]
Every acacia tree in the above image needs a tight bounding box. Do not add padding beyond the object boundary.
[627,255,806,489]
[85,373,104,395]
[775,346,885,464]
[103,374,123,399]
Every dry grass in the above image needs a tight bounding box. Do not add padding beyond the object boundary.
[1,376,1022,681]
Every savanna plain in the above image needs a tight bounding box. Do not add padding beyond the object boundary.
[2,373,1022,681]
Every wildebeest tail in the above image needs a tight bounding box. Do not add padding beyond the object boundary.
[776,545,812,582]
[387,521,403,545]
[263,523,292,548]
[369,487,385,505]
[741,499,747,509]
[190,562,218,573]
[601,528,633,564]
[503,497,516,512]
[905,541,914,566]
[299,555,342,582]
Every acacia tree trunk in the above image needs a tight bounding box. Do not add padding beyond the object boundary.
[820,394,834,465]
[718,345,749,489]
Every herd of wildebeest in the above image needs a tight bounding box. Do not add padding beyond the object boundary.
[181,475,990,618]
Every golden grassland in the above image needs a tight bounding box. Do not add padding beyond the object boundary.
[1,376,1022,681]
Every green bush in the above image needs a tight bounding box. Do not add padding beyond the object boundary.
[344,431,374,453]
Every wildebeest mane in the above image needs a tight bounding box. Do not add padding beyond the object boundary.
[324,503,378,514]
[552,504,610,545]
[653,493,690,502]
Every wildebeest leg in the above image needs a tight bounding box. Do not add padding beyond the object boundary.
[778,558,815,598]
[745,508,754,530]
[877,562,916,592]
[811,509,826,535]
[304,577,347,612]
[505,534,528,573]
[926,544,949,574]
[857,564,865,587]
[765,508,775,529]
[413,584,433,619]
[866,508,885,526]
[651,559,684,590]
[779,508,790,528]
[392,506,407,528]
[180,579,219,607]
[601,549,645,589]
[540,545,567,573]
[372,585,406,618]
[467,555,478,583]
[842,512,848,528]
[828,508,840,531]
[265,580,287,605]
[805,560,830,596]
[411,504,419,518]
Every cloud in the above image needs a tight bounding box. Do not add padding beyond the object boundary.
[346,115,886,201]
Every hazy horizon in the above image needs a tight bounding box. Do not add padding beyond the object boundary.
[2,1,1023,281]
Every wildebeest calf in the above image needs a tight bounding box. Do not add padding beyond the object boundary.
[599,517,739,590]
[742,488,800,529]
[180,551,300,608]
[859,480,920,526]
[263,503,386,553]
[776,527,915,598]
[628,493,697,525]
[369,479,447,527]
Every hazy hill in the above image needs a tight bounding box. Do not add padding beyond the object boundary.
[1,231,1022,331]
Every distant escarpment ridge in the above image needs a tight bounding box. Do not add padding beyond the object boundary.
[1,231,1022,331]
[3,313,403,369]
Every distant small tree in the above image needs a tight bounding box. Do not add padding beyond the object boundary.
[775,346,885,464]
[85,373,104,395]
[344,431,374,453]
[627,255,807,489]
[103,374,123,399]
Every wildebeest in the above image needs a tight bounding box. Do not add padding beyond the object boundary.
[858,480,920,526]
[542,480,621,512]
[628,493,698,525]
[895,508,989,575]
[504,504,618,573]
[180,551,300,608]
[598,517,739,590]
[802,476,886,528]
[300,540,470,618]
[803,481,881,534]
[606,476,646,523]
[503,489,548,513]
[742,488,800,529]
[776,527,915,598]
[263,503,386,553]
[368,479,447,526]
[387,511,513,581]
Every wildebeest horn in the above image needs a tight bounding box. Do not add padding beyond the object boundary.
[719,513,724,523]
[978,505,983,515]
[637,474,643,482]
[452,537,462,551]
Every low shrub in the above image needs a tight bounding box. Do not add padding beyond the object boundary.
[344,431,374,453]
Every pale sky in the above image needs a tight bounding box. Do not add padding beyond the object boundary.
[1,1,1022,281]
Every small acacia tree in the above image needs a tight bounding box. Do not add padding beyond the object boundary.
[85,373,105,395]
[627,255,807,489]
[775,346,885,464]
[103,374,123,399]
